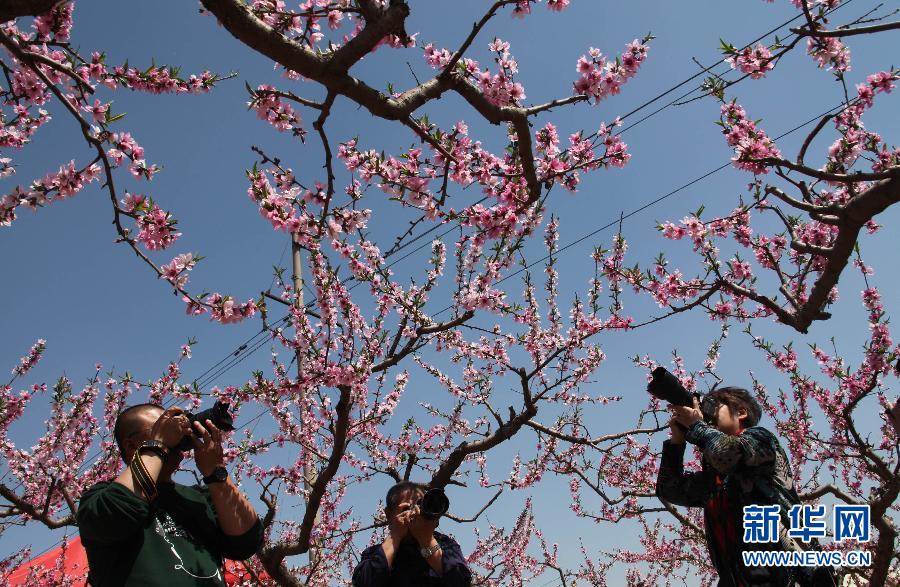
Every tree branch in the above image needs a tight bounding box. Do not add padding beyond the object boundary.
[0,0,62,22]
[0,483,74,529]
[790,21,900,37]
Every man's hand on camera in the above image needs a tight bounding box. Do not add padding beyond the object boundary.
[150,407,192,450]
[191,419,225,478]
[668,418,686,444]
[408,505,439,546]
[671,396,703,430]
[388,501,415,541]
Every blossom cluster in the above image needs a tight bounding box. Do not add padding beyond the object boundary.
[574,39,649,104]
[726,42,775,79]
[807,36,850,73]
[249,85,305,139]
[0,160,101,227]
[160,253,199,289]
[119,194,181,251]
[719,101,782,174]
[11,339,46,379]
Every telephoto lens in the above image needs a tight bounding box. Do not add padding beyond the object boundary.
[646,366,694,407]
[175,401,236,451]
[419,488,450,520]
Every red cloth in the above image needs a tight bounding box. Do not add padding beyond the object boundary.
[7,536,89,586]
[6,536,262,586]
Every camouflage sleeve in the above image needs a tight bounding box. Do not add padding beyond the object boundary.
[685,422,777,475]
[655,439,713,508]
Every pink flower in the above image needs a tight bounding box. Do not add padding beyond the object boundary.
[83,99,109,123]
[207,293,258,324]
[659,222,686,240]
[120,192,146,213]
[574,39,648,105]
[547,0,570,11]
[327,10,343,30]
[726,43,774,79]
[423,44,452,68]
[807,36,850,72]
[136,205,181,250]
[160,253,197,288]
[867,70,897,94]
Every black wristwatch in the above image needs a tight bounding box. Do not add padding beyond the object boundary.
[202,466,228,485]
[137,440,169,460]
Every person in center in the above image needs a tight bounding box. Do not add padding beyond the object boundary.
[352,481,472,586]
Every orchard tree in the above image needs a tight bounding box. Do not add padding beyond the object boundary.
[0,1,897,586]
[553,1,900,584]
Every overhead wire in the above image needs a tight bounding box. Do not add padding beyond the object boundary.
[427,100,848,319]
[0,0,855,510]
[353,0,857,282]
[0,0,840,506]
[173,0,859,371]
[0,0,865,563]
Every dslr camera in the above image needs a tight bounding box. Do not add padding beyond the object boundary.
[175,400,236,451]
[646,367,718,428]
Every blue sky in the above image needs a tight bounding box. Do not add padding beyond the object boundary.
[1,0,898,583]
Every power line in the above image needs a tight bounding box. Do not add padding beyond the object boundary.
[0,0,862,559]
[428,100,848,319]
[139,0,862,399]
[615,0,855,136]
[0,0,820,494]
[351,0,858,279]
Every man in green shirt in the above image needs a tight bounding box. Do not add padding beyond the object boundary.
[77,404,264,586]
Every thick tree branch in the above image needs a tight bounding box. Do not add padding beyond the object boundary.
[793,177,899,333]
[329,1,410,70]
[0,0,62,22]
[790,21,900,37]
[722,177,898,333]
[258,384,352,583]
[0,483,74,529]
[200,0,548,203]
[430,389,537,488]
[755,156,898,183]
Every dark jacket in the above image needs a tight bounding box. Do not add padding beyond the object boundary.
[78,481,263,586]
[352,531,472,587]
[656,422,836,587]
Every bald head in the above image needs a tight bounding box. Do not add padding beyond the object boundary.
[114,403,163,463]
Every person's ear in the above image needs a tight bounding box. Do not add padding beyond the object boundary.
[736,406,749,426]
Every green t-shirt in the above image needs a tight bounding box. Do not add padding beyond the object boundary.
[77,481,262,586]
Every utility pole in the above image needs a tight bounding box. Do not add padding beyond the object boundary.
[292,233,320,571]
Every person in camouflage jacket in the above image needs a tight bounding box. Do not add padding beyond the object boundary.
[655,387,836,587]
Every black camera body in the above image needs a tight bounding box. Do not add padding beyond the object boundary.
[647,367,719,427]
[419,488,450,520]
[175,401,236,451]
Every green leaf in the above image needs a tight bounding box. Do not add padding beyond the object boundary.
[719,38,737,55]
